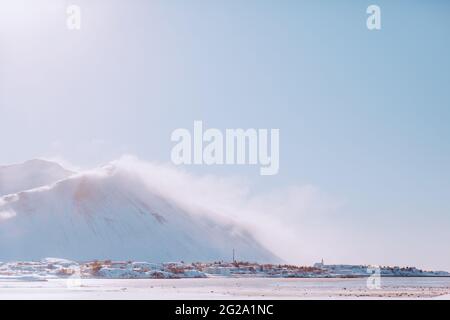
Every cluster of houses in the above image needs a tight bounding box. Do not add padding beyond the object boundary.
[1,258,448,280]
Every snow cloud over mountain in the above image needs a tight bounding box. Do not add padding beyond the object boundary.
[0,157,276,262]
[0,156,341,264]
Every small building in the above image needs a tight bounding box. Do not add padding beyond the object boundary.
[314,259,325,269]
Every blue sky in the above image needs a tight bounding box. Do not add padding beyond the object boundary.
[1,0,450,269]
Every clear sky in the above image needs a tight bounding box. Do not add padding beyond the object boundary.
[1,0,450,270]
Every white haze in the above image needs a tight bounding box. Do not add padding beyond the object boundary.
[110,155,343,264]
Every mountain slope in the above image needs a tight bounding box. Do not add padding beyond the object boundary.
[0,159,74,196]
[0,163,277,263]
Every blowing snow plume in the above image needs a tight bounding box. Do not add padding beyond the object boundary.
[0,157,279,262]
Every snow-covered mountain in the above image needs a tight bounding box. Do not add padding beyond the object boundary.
[0,160,277,263]
[0,159,73,197]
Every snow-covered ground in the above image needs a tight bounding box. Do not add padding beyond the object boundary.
[1,277,449,300]
[0,259,207,281]
[1,259,448,281]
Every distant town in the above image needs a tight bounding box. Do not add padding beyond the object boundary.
[1,258,449,281]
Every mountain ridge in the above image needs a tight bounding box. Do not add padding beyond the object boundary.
[0,159,74,197]
[0,160,278,263]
